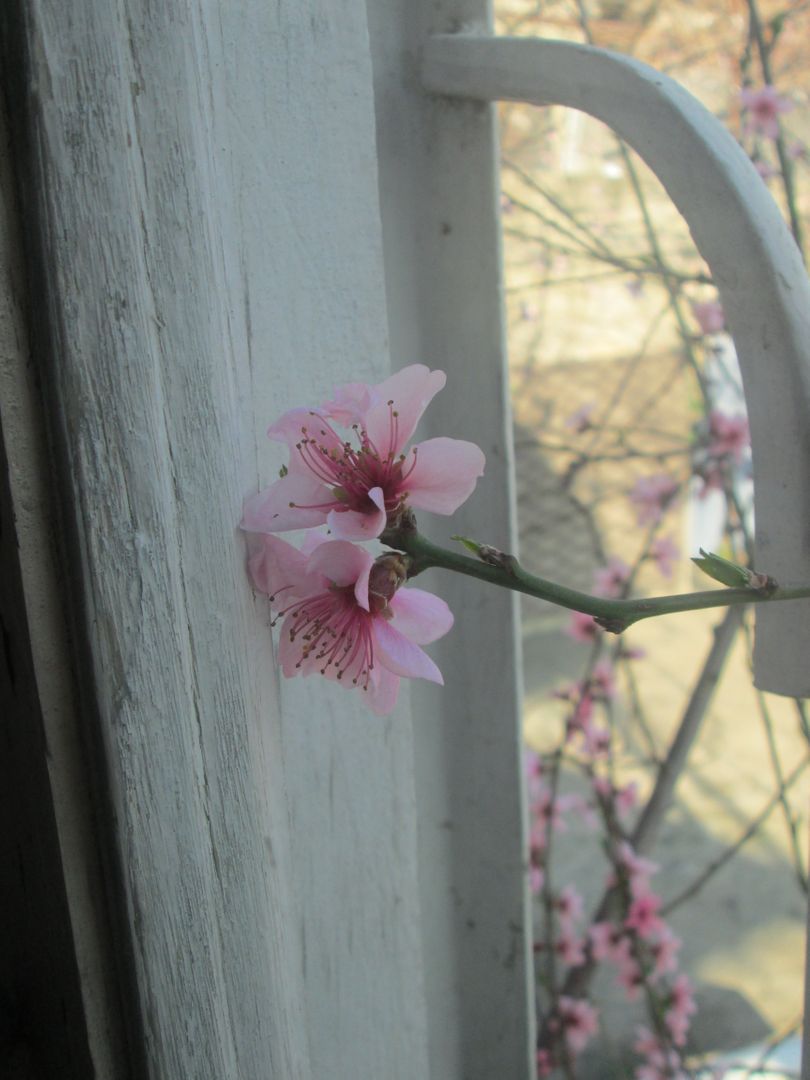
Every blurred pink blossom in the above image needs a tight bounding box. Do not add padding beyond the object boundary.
[555,996,600,1053]
[536,1049,553,1077]
[691,299,725,335]
[565,401,596,433]
[741,85,793,140]
[665,973,697,1046]
[593,557,631,597]
[590,921,625,962]
[614,840,659,896]
[614,939,644,1000]
[555,884,584,927]
[615,781,639,815]
[650,535,679,578]
[707,410,750,463]
[590,659,617,699]
[625,892,665,940]
[650,928,682,978]
[581,722,611,758]
[555,928,586,967]
[567,610,602,643]
[630,474,679,525]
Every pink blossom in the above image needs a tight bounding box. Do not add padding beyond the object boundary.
[649,927,682,978]
[741,85,793,140]
[613,840,659,896]
[625,892,665,940]
[581,721,611,759]
[242,365,485,540]
[665,973,697,1046]
[691,299,725,335]
[589,921,625,962]
[567,610,602,643]
[536,1048,553,1077]
[634,1028,687,1080]
[555,928,586,967]
[565,402,596,433]
[650,535,679,578]
[593,557,631,597]
[629,474,679,525]
[613,939,644,1000]
[566,692,595,740]
[615,781,639,815]
[555,996,599,1054]
[555,884,584,927]
[244,534,452,714]
[707,410,749,464]
[590,659,617,699]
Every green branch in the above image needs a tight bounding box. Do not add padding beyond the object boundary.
[381,520,810,633]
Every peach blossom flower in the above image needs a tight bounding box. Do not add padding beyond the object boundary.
[625,892,665,940]
[741,85,793,140]
[593,557,631,598]
[243,365,485,540]
[629,474,679,525]
[707,410,749,464]
[555,996,599,1053]
[650,535,679,578]
[567,610,602,643]
[565,402,596,433]
[691,299,725,335]
[245,534,452,714]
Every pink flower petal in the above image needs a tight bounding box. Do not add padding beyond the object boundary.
[267,406,343,457]
[372,619,444,684]
[389,588,454,643]
[363,365,446,456]
[244,532,313,599]
[242,473,335,533]
[404,437,486,514]
[326,501,387,541]
[306,540,374,599]
[366,666,401,715]
[321,381,375,426]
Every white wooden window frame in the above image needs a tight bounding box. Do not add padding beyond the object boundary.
[2,1,809,1077]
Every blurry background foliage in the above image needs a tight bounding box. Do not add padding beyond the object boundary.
[494,0,810,1070]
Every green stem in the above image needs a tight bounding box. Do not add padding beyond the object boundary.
[382,525,810,633]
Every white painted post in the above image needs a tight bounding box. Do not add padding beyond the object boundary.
[422,33,810,700]
[367,5,535,1078]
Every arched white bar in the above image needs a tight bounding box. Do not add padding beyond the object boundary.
[423,34,810,698]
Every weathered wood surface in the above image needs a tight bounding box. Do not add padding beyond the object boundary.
[0,96,130,1078]
[423,34,810,699]
[2,2,440,1076]
[368,4,534,1077]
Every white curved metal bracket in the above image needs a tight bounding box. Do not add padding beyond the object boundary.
[423,34,810,698]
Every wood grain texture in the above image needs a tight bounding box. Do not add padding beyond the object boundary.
[0,94,131,1079]
[423,33,810,698]
[3,2,431,1077]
